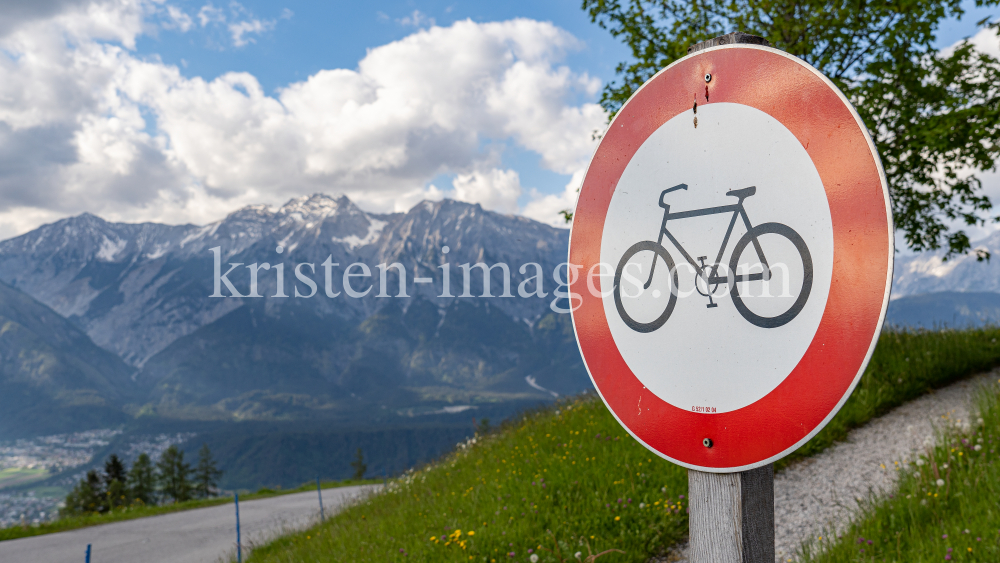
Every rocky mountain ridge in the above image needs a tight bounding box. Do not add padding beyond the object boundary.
[0,281,134,437]
[0,195,584,429]
[892,230,1000,297]
[0,194,568,367]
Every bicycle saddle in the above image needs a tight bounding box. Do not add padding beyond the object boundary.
[726,186,756,199]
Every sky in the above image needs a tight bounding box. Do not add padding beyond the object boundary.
[0,0,998,242]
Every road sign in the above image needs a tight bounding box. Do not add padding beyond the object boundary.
[569,42,892,473]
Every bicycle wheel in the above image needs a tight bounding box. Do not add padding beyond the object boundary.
[613,241,679,333]
[728,223,813,328]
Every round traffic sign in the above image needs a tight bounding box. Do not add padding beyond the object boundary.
[569,44,892,472]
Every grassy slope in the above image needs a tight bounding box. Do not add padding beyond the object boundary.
[250,397,688,563]
[246,326,1000,563]
[802,380,1000,563]
[0,479,378,542]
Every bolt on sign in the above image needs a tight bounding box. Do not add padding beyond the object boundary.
[569,41,892,472]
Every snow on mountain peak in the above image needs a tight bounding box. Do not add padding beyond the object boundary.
[332,218,387,250]
[96,236,126,262]
[278,193,361,222]
[892,229,1000,297]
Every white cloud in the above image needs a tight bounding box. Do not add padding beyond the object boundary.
[193,1,276,47]
[228,18,274,47]
[968,24,1000,59]
[452,169,522,213]
[197,3,224,27]
[162,5,193,32]
[522,170,585,226]
[397,10,435,28]
[941,24,1000,61]
[0,0,93,38]
[0,1,606,238]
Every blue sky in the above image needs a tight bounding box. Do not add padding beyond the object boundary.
[0,0,996,242]
[133,0,997,93]
[135,0,631,94]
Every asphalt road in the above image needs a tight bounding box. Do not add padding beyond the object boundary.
[0,484,378,563]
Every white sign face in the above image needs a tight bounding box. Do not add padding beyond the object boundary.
[599,102,834,413]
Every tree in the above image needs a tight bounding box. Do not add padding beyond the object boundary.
[102,454,128,510]
[103,454,127,486]
[62,469,104,515]
[350,447,367,480]
[157,445,193,503]
[582,0,1000,257]
[194,444,223,499]
[128,453,157,506]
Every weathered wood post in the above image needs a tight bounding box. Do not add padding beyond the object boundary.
[689,464,774,563]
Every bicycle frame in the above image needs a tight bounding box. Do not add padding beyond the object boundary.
[644,195,770,289]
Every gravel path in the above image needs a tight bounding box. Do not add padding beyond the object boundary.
[654,368,999,563]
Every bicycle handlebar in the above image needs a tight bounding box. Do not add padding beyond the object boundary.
[659,184,688,208]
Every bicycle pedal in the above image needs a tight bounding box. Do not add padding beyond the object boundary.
[706,303,718,309]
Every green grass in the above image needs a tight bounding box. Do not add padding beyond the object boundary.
[244,326,1000,563]
[248,397,690,563]
[28,486,69,498]
[0,467,49,490]
[0,478,378,542]
[779,326,1000,468]
[801,379,1000,563]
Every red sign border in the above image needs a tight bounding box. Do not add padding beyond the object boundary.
[568,45,893,472]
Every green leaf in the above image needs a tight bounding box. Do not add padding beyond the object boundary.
[581,0,1000,257]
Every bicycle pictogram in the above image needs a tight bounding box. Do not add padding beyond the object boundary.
[613,183,813,332]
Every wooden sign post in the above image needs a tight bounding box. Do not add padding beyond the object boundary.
[689,464,774,562]
[568,31,893,561]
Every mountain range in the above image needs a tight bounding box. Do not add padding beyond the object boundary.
[0,195,587,437]
[892,230,1000,297]
[0,196,998,486]
[888,230,1000,328]
[0,281,134,436]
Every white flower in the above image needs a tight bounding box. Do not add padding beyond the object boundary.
[916,459,925,466]
[574,552,582,560]
[978,418,985,426]
[936,479,945,487]
[942,464,949,469]
[661,487,666,493]
[530,555,539,563]
[923,437,934,448]
[639,503,645,509]
[975,445,982,451]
